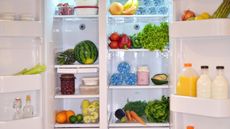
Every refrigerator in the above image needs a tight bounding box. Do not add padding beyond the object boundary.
[0,0,230,129]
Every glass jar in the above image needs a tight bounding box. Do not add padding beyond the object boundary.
[60,74,75,95]
[137,66,150,86]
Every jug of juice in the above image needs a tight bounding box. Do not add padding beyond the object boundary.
[176,63,198,97]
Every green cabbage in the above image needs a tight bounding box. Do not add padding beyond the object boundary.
[145,96,169,123]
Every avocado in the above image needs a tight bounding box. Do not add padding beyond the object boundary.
[151,74,168,85]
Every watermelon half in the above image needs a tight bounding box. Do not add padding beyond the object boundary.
[74,40,98,64]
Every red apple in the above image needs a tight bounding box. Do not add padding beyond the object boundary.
[182,10,196,21]
[109,41,119,49]
[109,32,120,41]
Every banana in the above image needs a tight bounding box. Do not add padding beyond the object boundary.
[90,112,99,120]
[132,0,138,8]
[122,6,137,15]
[123,0,139,15]
[123,0,133,11]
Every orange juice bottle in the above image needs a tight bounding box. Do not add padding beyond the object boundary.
[176,63,198,97]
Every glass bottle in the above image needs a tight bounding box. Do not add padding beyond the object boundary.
[197,66,211,98]
[13,97,23,120]
[212,66,229,99]
[23,95,34,118]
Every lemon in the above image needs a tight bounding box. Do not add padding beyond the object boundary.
[82,108,88,115]
[81,100,90,109]
[195,15,205,20]
[200,12,211,19]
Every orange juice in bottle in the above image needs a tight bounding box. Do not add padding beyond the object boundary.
[176,63,198,97]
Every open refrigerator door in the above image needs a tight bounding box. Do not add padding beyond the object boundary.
[170,0,230,129]
[0,0,44,129]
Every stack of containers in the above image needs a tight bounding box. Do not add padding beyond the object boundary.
[75,0,98,15]
[80,77,99,95]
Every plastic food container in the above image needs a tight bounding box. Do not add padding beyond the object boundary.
[60,74,75,95]
[74,6,98,15]
[82,77,99,86]
[76,0,98,6]
[137,66,150,86]
[79,85,99,95]
[0,13,16,20]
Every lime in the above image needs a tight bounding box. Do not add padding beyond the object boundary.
[69,115,77,123]
[76,114,84,123]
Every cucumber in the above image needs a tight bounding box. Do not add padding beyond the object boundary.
[212,0,230,18]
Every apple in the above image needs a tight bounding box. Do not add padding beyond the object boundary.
[109,41,119,49]
[182,10,196,21]
[109,32,120,41]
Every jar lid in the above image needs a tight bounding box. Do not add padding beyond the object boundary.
[138,66,149,72]
[186,125,194,129]
[184,63,192,67]
[216,66,224,69]
[201,65,208,69]
[61,74,75,79]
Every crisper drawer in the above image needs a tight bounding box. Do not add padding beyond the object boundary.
[0,116,42,129]
[0,75,42,93]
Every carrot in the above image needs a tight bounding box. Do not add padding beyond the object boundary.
[130,111,146,125]
[126,111,132,121]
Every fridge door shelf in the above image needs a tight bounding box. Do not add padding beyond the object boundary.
[54,123,99,128]
[170,94,230,118]
[0,74,42,93]
[0,116,42,129]
[109,85,169,89]
[109,114,169,128]
[0,21,42,37]
[170,19,230,38]
[55,65,99,74]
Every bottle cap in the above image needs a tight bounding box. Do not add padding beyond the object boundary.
[187,125,194,129]
[184,63,192,67]
[216,66,224,69]
[201,66,209,69]
[26,95,31,101]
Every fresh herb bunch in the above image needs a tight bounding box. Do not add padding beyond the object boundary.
[137,22,169,51]
[145,96,169,123]
[123,100,147,117]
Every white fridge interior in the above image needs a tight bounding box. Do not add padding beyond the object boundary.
[0,0,43,129]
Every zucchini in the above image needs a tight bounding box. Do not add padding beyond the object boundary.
[151,74,168,85]
[212,0,230,18]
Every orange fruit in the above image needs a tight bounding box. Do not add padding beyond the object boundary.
[66,110,75,123]
[56,111,67,124]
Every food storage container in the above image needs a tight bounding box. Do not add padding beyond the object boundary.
[137,66,150,86]
[82,77,99,86]
[0,13,16,20]
[75,0,98,6]
[74,6,98,15]
[60,74,75,95]
[79,85,99,95]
